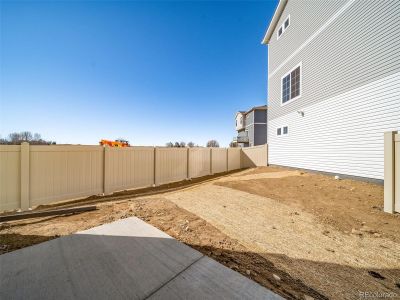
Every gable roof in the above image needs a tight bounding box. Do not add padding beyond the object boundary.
[236,105,268,118]
[261,0,288,45]
[246,105,268,114]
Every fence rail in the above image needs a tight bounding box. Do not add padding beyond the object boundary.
[384,131,399,213]
[0,144,268,211]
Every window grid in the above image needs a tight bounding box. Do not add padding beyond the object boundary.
[282,74,291,103]
[290,67,300,99]
[281,64,301,104]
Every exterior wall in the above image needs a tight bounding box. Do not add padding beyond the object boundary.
[246,125,254,147]
[267,0,400,179]
[268,0,346,72]
[254,110,267,123]
[269,0,400,120]
[235,113,245,131]
[246,110,268,146]
[268,72,400,180]
[254,124,267,146]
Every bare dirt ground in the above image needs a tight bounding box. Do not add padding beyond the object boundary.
[1,167,400,300]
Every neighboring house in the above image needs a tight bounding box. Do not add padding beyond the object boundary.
[262,0,400,181]
[233,105,268,147]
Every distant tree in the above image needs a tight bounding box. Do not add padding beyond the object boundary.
[165,142,174,147]
[206,140,219,148]
[179,141,186,148]
[33,133,41,141]
[187,141,195,148]
[174,142,181,148]
[0,131,55,145]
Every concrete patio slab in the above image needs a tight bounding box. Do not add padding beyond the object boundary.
[0,217,282,300]
[149,256,282,300]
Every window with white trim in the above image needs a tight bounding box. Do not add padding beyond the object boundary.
[283,126,288,135]
[281,63,301,104]
[277,15,290,39]
[277,128,281,136]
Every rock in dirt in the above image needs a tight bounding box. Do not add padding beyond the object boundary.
[304,295,314,300]
[351,228,363,236]
[273,274,281,281]
[246,270,251,275]
[360,226,378,234]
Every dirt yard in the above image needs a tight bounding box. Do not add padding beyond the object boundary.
[1,167,399,300]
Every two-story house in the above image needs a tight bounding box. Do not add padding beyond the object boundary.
[262,0,400,181]
[234,105,268,147]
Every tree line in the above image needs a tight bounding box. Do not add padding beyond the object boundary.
[0,131,56,145]
[166,140,220,148]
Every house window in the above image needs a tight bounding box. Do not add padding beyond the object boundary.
[284,16,290,29]
[283,126,288,134]
[277,128,282,136]
[277,15,290,39]
[281,63,302,104]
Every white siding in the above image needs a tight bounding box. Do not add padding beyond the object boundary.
[268,0,400,120]
[268,72,400,180]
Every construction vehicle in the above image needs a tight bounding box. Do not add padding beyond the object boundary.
[99,139,130,147]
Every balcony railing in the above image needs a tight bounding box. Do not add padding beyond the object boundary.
[233,136,249,143]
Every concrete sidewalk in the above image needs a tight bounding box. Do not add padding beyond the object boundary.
[0,217,282,300]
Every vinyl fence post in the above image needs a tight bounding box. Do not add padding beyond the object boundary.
[210,148,213,175]
[20,142,30,210]
[187,147,190,180]
[226,148,229,172]
[384,131,396,213]
[103,146,110,194]
[153,147,157,186]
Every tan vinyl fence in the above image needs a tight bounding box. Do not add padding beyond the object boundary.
[241,144,268,168]
[0,143,267,211]
[384,131,400,213]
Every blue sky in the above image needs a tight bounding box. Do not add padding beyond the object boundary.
[0,0,277,146]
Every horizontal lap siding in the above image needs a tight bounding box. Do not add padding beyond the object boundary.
[0,146,21,211]
[268,0,400,120]
[268,0,346,72]
[268,72,400,179]
[267,0,400,179]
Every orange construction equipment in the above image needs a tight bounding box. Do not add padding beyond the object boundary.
[99,139,130,147]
